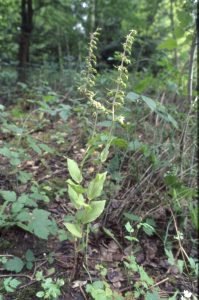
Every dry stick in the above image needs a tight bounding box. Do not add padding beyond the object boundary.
[169,207,189,273]
[0,274,32,280]
[79,285,88,300]
[151,277,169,288]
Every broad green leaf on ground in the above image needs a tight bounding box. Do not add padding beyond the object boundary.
[76,200,106,224]
[25,249,35,262]
[17,193,37,207]
[39,143,54,153]
[138,266,154,285]
[87,172,107,200]
[36,291,45,298]
[16,211,31,222]
[3,257,24,273]
[27,209,55,239]
[64,222,82,238]
[27,136,42,154]
[145,290,160,300]
[67,158,83,183]
[0,190,16,202]
[25,249,35,270]
[3,277,21,292]
[18,171,32,183]
[11,202,24,213]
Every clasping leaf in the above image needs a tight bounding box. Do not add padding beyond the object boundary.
[87,172,107,200]
[67,158,83,183]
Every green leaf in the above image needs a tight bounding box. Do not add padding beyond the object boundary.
[28,209,54,239]
[3,277,21,292]
[97,120,112,127]
[4,257,24,273]
[11,202,24,213]
[77,200,106,224]
[64,222,82,238]
[25,249,35,262]
[141,222,156,236]
[67,179,85,193]
[0,147,12,158]
[27,137,42,154]
[87,172,107,200]
[128,140,142,151]
[18,171,32,183]
[100,144,110,163]
[67,184,80,209]
[165,249,175,265]
[145,291,160,300]
[177,259,184,274]
[126,92,140,102]
[125,222,134,233]
[26,262,33,270]
[18,194,37,207]
[16,211,31,222]
[138,266,154,285]
[36,291,45,298]
[39,143,54,153]
[68,185,87,208]
[112,138,128,149]
[158,38,177,50]
[67,158,82,183]
[141,95,156,111]
[177,10,193,28]
[0,190,17,202]
[100,147,109,163]
[124,213,141,222]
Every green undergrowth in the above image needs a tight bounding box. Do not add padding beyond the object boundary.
[0,29,198,300]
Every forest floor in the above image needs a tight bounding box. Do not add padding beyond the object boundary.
[0,96,198,300]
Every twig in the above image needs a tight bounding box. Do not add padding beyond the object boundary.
[79,285,88,300]
[169,207,189,272]
[0,274,32,280]
[151,277,169,288]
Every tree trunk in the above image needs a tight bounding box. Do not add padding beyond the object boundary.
[169,0,178,68]
[18,0,33,82]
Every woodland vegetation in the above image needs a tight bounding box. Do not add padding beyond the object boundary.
[0,0,198,299]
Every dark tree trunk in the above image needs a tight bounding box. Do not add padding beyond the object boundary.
[18,0,33,82]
